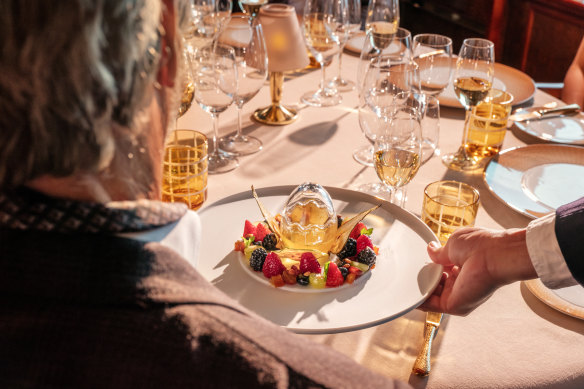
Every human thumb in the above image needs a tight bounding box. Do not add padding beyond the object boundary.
[427,241,453,266]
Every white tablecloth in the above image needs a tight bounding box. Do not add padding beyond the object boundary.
[178,52,584,389]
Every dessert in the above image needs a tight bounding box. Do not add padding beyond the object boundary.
[233,183,380,289]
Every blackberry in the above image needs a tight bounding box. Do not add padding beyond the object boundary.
[262,233,278,251]
[337,238,357,259]
[250,247,268,271]
[337,215,343,228]
[297,274,309,286]
[339,266,349,279]
[357,246,376,267]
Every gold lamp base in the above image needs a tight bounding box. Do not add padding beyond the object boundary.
[252,71,299,126]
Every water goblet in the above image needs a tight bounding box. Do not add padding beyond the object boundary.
[412,34,453,96]
[217,16,268,155]
[327,0,361,92]
[192,44,239,173]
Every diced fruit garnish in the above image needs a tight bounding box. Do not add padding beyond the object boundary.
[350,222,367,240]
[250,247,268,271]
[282,269,298,284]
[350,260,370,273]
[325,262,344,287]
[262,252,286,278]
[356,246,376,266]
[356,234,373,254]
[244,245,261,260]
[348,266,363,276]
[345,273,356,284]
[337,238,357,259]
[243,220,256,238]
[234,240,246,252]
[299,252,321,274]
[262,233,278,250]
[373,246,379,255]
[339,266,349,279]
[309,273,326,288]
[254,223,271,242]
[270,275,285,287]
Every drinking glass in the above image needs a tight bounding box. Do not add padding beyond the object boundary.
[364,0,399,50]
[373,105,423,206]
[217,16,268,155]
[162,130,208,210]
[189,0,232,48]
[442,38,495,171]
[354,52,419,168]
[178,45,196,119]
[421,181,480,245]
[412,34,453,96]
[192,44,238,173]
[301,0,345,107]
[239,0,267,19]
[327,0,361,92]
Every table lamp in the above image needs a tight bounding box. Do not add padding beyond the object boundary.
[253,4,309,125]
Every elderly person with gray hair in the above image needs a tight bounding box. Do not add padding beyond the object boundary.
[0,1,409,387]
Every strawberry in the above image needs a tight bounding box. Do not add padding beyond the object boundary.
[254,222,271,242]
[356,234,374,254]
[299,252,321,274]
[325,262,344,287]
[243,220,256,239]
[349,222,366,240]
[262,252,286,278]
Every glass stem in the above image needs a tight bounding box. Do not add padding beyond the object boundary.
[236,104,244,139]
[320,62,327,93]
[336,51,343,80]
[457,109,472,159]
[212,113,220,156]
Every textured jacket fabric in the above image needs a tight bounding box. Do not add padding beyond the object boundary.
[0,228,409,389]
[555,197,584,285]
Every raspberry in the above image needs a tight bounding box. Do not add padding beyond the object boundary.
[357,246,376,266]
[249,247,267,271]
[262,252,286,278]
[349,222,366,240]
[337,238,357,259]
[254,223,271,242]
[299,252,321,274]
[325,262,344,287]
[243,220,256,238]
[356,234,374,254]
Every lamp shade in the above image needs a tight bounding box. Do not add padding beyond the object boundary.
[258,4,309,72]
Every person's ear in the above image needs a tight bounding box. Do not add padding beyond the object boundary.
[158,0,177,88]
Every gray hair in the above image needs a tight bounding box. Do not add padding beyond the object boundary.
[0,0,171,190]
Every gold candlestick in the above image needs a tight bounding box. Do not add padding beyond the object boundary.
[253,71,297,125]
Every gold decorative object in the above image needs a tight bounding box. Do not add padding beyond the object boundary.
[412,311,443,376]
[253,4,309,125]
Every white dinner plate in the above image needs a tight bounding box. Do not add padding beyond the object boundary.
[525,279,584,320]
[484,144,584,218]
[345,34,535,108]
[513,114,584,145]
[197,185,443,334]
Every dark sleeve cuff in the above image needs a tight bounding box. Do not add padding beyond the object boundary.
[555,197,584,286]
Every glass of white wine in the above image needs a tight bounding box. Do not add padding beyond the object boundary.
[301,0,345,107]
[238,0,267,19]
[327,0,361,92]
[365,0,399,50]
[178,44,196,120]
[442,38,495,171]
[373,104,423,207]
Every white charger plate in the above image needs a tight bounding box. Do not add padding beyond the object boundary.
[525,279,584,320]
[484,144,584,218]
[197,185,442,334]
[513,114,584,145]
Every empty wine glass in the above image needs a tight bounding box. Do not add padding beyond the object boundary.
[373,105,422,207]
[192,44,238,173]
[327,0,361,92]
[189,0,232,48]
[301,0,345,107]
[413,34,453,96]
[217,16,268,155]
[442,38,495,171]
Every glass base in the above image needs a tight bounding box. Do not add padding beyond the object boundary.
[208,150,239,174]
[353,144,374,167]
[354,182,407,207]
[218,135,262,156]
[441,148,484,172]
[421,141,439,165]
[301,89,342,107]
[327,77,355,92]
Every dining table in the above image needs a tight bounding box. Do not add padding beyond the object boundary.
[177,49,584,389]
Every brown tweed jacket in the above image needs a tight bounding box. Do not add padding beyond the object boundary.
[0,228,410,389]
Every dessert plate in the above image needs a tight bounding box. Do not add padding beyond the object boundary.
[525,279,584,320]
[197,185,442,333]
[484,144,584,218]
[513,114,584,145]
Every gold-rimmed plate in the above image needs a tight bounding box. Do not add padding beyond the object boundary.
[483,144,584,218]
[525,279,584,320]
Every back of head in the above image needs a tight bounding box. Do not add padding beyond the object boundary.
[0,0,169,195]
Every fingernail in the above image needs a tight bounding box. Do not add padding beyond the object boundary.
[428,241,441,250]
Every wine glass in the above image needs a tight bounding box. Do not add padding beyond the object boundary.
[365,0,399,50]
[412,34,453,96]
[301,0,345,107]
[442,38,495,171]
[217,16,268,155]
[178,44,196,119]
[239,0,267,19]
[373,104,422,207]
[354,52,418,168]
[327,0,361,92]
[189,0,232,48]
[192,44,239,173]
